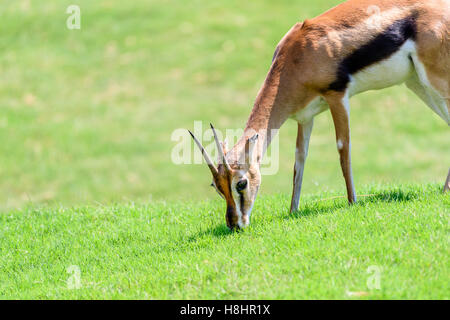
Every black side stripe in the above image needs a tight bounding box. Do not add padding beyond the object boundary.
[328,12,418,92]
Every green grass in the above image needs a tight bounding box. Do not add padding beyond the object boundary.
[0,184,448,299]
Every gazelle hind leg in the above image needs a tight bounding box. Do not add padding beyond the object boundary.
[408,54,450,125]
[405,75,448,123]
[290,120,314,213]
[407,54,450,192]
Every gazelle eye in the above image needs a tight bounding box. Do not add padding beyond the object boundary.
[236,179,247,192]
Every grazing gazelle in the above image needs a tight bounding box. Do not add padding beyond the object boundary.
[189,0,450,230]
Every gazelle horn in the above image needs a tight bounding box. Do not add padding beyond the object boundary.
[188,130,218,176]
[210,123,231,172]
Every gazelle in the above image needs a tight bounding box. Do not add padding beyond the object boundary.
[189,0,450,230]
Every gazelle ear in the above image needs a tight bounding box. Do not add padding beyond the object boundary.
[221,139,228,154]
[245,134,259,166]
[210,123,231,172]
[217,140,228,164]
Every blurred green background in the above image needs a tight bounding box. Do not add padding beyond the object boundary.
[0,0,448,209]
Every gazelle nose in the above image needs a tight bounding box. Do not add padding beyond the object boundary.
[226,222,240,231]
[226,206,239,230]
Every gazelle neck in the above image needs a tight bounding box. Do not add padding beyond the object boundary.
[228,70,292,166]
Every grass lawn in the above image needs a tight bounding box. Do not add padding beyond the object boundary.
[1,184,448,299]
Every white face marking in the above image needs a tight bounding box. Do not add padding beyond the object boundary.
[232,171,247,228]
[234,198,243,228]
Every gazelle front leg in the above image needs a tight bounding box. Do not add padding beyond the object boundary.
[290,120,314,213]
[325,92,357,204]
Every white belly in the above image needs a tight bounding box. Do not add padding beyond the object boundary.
[348,40,416,96]
[291,96,328,124]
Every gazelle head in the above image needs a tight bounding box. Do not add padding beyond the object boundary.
[189,124,261,230]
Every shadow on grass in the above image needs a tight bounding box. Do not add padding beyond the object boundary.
[288,188,424,219]
[189,187,436,239]
[188,224,236,241]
